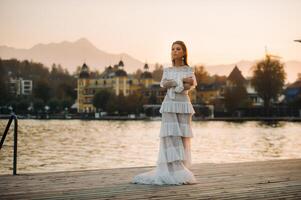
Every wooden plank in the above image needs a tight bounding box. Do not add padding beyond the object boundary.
[0,159,301,199]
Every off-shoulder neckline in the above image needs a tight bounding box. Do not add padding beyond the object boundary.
[165,66,190,70]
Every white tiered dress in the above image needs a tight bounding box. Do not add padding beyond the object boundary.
[131,65,197,185]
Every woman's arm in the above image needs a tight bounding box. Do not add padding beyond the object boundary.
[183,70,198,90]
[161,79,177,89]
[160,68,178,89]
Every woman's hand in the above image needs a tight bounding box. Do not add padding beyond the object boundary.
[183,82,192,90]
[182,77,194,85]
[162,79,177,89]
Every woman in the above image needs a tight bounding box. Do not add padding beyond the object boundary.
[131,41,197,185]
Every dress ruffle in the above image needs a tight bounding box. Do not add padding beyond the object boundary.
[132,161,197,185]
[159,101,195,114]
[157,144,185,164]
[160,122,193,137]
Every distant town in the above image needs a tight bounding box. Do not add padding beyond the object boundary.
[0,55,300,120]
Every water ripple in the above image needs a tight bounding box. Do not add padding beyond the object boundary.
[0,120,300,175]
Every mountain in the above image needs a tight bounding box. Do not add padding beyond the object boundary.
[201,60,301,83]
[0,38,145,73]
[0,38,300,83]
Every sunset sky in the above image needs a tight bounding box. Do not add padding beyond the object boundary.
[0,0,300,65]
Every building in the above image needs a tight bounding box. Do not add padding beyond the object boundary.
[77,61,156,113]
[226,65,246,87]
[196,82,224,104]
[77,61,129,113]
[245,78,264,106]
[226,65,263,107]
[8,77,33,96]
[283,79,301,103]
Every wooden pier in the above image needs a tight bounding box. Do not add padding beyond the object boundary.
[1,158,301,199]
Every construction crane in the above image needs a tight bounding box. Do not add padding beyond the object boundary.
[264,46,282,59]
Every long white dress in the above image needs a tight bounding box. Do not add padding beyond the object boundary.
[131,65,198,185]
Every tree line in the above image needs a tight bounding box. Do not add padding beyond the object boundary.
[0,56,293,116]
[0,58,76,114]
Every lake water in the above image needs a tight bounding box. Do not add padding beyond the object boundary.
[0,119,300,175]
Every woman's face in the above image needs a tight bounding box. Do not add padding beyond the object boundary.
[171,43,185,61]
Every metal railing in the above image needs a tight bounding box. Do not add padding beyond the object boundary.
[0,114,18,175]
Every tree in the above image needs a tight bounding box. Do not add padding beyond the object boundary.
[48,98,61,113]
[61,98,73,110]
[251,56,286,114]
[116,93,127,115]
[152,63,163,81]
[33,98,44,113]
[34,80,51,103]
[16,98,31,114]
[93,89,113,112]
[134,68,143,79]
[106,94,118,114]
[125,93,144,114]
[224,85,249,114]
[194,65,210,86]
[0,59,9,105]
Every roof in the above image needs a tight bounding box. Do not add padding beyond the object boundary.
[118,60,124,67]
[140,71,152,79]
[144,63,149,70]
[287,80,301,89]
[197,82,224,91]
[115,69,127,77]
[227,66,246,84]
[79,63,90,78]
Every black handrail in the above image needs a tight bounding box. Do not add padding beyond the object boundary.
[0,114,18,175]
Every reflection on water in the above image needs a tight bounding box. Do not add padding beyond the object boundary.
[0,120,300,175]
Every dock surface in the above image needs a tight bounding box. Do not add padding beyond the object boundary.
[1,159,301,199]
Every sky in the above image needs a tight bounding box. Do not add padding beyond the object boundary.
[0,0,300,65]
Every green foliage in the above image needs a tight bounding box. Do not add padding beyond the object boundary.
[151,63,163,82]
[125,93,144,114]
[93,89,114,111]
[34,80,51,103]
[0,58,77,113]
[61,98,73,109]
[224,85,249,114]
[15,98,31,114]
[33,98,45,113]
[251,56,286,110]
[0,59,10,105]
[116,93,127,115]
[195,65,211,86]
[106,95,118,114]
[48,98,61,113]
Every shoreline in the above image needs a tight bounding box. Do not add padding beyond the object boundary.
[0,114,301,121]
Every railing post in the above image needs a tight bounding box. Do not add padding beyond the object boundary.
[0,116,13,149]
[0,114,18,175]
[13,115,18,175]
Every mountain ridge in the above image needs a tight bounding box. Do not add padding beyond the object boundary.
[0,38,300,83]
